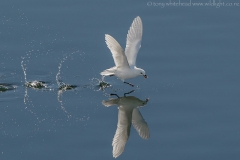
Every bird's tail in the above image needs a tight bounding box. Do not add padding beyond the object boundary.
[100,67,115,76]
[100,70,113,76]
[102,99,119,107]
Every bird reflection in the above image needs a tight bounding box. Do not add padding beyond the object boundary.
[102,91,150,158]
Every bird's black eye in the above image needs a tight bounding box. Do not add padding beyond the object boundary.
[140,72,142,74]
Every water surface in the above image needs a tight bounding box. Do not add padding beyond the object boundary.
[1,0,240,159]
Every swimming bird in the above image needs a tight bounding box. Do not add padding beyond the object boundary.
[102,95,150,158]
[101,16,147,87]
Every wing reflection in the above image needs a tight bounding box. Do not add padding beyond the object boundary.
[102,93,149,158]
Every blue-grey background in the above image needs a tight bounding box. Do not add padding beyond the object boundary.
[1,0,240,159]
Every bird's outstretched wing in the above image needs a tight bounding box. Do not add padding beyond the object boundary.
[105,34,130,69]
[112,107,132,158]
[132,108,150,139]
[125,16,143,67]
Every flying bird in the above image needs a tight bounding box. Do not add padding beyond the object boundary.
[101,16,147,87]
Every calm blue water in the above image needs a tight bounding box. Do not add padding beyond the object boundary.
[1,0,240,159]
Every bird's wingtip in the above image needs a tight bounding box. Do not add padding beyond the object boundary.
[136,16,141,20]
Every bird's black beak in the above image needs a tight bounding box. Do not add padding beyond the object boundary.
[143,75,148,78]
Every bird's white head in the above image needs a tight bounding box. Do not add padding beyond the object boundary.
[135,67,147,79]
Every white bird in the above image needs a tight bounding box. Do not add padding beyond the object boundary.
[101,16,147,87]
[102,95,150,158]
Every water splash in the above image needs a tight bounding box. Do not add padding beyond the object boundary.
[0,83,17,92]
[21,56,48,125]
[21,59,27,83]
[0,85,8,92]
[57,90,72,119]
[91,78,111,91]
[56,51,81,119]
[0,72,17,92]
[25,80,47,89]
[21,57,47,89]
[56,51,80,90]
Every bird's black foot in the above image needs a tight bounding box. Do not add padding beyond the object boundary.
[110,93,120,98]
[124,90,135,97]
[124,82,134,87]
